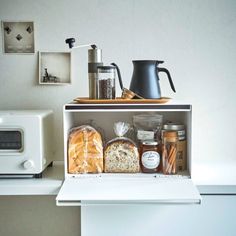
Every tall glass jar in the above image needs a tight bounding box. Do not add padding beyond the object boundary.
[97,66,116,99]
[162,131,178,174]
[162,123,187,172]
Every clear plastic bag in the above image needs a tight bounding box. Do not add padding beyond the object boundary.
[68,125,103,174]
[104,122,140,173]
[133,113,163,142]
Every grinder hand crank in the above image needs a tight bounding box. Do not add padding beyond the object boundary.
[65,37,103,99]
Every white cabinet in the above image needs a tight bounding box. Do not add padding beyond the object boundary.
[81,195,236,236]
[56,102,201,206]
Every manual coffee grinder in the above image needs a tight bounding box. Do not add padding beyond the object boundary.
[65,38,103,99]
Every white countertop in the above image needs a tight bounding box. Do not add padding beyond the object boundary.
[0,161,236,196]
[192,160,236,194]
[0,161,64,196]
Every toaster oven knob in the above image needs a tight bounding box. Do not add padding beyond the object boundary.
[23,160,34,169]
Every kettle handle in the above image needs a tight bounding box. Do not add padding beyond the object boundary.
[158,67,176,92]
[111,63,124,90]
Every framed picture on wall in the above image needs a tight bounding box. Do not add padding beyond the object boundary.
[1,21,35,54]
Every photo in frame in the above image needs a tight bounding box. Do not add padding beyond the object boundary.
[2,21,35,53]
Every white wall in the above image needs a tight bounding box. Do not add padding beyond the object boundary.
[0,0,236,164]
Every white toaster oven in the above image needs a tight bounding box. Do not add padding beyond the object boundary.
[0,110,53,178]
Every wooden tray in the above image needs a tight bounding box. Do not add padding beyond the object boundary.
[73,97,171,104]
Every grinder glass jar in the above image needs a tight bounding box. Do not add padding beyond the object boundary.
[97,66,116,99]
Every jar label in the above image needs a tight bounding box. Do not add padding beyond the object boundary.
[177,130,185,136]
[137,130,154,140]
[141,151,160,169]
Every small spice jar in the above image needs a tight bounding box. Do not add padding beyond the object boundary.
[139,140,162,173]
[162,131,178,175]
[97,66,116,99]
[163,123,186,140]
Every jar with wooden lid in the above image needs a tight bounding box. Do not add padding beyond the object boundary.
[139,140,162,173]
[162,131,178,174]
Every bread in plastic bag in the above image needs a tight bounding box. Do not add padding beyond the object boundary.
[104,122,139,173]
[68,125,103,174]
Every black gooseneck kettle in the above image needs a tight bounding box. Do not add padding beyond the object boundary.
[129,60,176,99]
[111,60,176,99]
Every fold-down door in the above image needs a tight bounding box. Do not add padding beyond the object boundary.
[56,175,201,206]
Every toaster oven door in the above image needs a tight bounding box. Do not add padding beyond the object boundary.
[0,129,24,153]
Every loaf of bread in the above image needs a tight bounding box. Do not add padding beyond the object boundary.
[104,138,140,173]
[68,125,103,174]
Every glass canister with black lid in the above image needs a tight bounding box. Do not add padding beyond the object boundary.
[97,66,116,99]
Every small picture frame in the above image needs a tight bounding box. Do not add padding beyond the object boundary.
[2,21,35,54]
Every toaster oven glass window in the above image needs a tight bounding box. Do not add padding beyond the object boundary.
[0,131,23,151]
